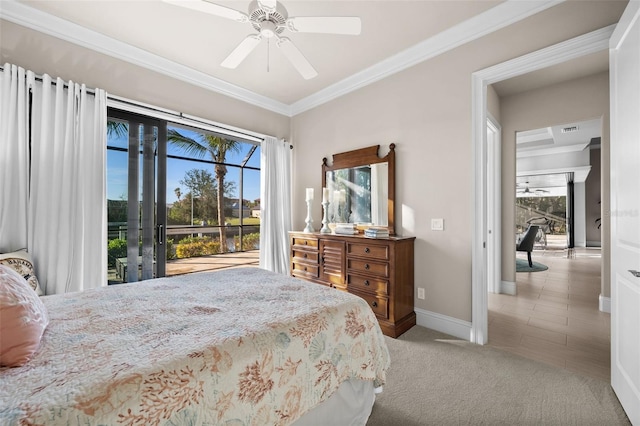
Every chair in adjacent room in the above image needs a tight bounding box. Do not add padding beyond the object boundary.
[516,225,540,267]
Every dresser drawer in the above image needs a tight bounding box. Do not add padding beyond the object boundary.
[291,262,319,279]
[347,258,389,278]
[347,274,389,295]
[354,291,389,319]
[347,242,389,261]
[292,249,319,263]
[292,236,319,249]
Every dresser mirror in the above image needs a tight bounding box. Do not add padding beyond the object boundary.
[322,144,395,235]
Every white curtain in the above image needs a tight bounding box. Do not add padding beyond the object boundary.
[0,64,107,294]
[0,64,33,252]
[259,136,292,274]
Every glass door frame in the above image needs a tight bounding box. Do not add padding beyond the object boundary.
[108,108,167,281]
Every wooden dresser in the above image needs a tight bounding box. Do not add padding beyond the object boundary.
[289,231,416,338]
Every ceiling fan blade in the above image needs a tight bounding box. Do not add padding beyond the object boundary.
[286,16,361,35]
[276,37,317,80]
[162,0,248,23]
[221,35,262,69]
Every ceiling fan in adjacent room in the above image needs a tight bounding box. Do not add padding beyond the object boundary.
[163,0,362,79]
[517,182,549,195]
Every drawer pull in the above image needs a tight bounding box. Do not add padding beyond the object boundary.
[372,301,378,308]
[304,253,308,258]
[304,241,308,245]
[304,266,307,271]
[365,263,370,270]
[364,247,370,253]
[364,280,370,286]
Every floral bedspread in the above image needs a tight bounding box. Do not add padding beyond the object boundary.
[0,267,390,425]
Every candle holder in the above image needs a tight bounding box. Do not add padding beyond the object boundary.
[303,199,315,233]
[320,201,331,234]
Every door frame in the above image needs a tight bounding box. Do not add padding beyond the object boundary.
[108,109,167,282]
[470,25,615,344]
[486,114,501,295]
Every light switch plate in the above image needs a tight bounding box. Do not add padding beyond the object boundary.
[431,218,444,231]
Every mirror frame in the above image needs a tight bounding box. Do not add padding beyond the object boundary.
[322,143,396,235]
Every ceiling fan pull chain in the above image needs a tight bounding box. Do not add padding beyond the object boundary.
[267,37,270,73]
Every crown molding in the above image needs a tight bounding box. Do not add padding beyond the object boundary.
[476,24,615,84]
[289,0,564,116]
[0,0,292,116]
[2,0,564,118]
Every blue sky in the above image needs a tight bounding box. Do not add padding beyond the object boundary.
[107,125,261,204]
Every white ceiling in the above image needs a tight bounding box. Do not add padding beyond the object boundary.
[12,0,499,105]
[3,0,590,115]
[515,117,601,195]
[516,118,602,159]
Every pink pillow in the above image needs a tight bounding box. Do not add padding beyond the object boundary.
[0,264,49,367]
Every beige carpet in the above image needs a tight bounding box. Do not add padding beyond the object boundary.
[367,326,630,425]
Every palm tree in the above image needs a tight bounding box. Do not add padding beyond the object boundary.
[107,120,128,138]
[167,129,240,253]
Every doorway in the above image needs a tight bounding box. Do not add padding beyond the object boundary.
[493,139,607,378]
[470,25,614,344]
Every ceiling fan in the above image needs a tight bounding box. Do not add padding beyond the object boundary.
[163,0,362,79]
[517,182,549,195]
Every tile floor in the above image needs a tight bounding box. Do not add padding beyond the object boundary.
[487,247,611,381]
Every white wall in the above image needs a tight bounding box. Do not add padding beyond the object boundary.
[0,20,290,140]
[292,3,624,322]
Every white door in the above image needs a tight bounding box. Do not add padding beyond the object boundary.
[610,1,640,423]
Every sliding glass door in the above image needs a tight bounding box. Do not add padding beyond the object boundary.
[107,110,166,283]
[107,106,262,282]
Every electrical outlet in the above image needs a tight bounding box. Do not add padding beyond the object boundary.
[417,288,425,300]
[431,218,444,231]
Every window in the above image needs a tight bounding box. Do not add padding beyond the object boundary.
[106,109,261,284]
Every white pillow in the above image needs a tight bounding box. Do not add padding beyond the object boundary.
[0,250,43,295]
[0,264,49,367]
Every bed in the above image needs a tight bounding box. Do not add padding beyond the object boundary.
[0,267,390,425]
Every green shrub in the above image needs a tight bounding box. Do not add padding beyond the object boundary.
[107,238,127,267]
[234,232,260,251]
[165,239,176,260]
[175,236,222,259]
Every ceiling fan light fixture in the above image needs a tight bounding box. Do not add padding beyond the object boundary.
[260,21,277,38]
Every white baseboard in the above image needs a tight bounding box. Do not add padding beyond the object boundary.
[500,280,516,295]
[599,294,611,313]
[415,307,472,341]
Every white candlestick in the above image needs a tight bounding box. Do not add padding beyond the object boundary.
[303,199,315,233]
[306,187,314,202]
[322,187,329,203]
[320,201,331,233]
